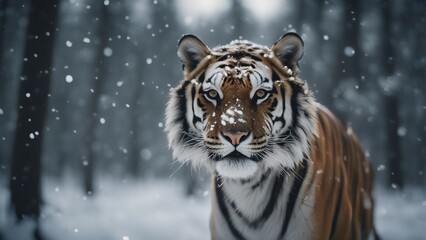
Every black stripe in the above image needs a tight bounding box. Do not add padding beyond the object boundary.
[272,71,280,81]
[279,160,309,238]
[217,55,228,61]
[215,176,246,240]
[328,112,346,238]
[191,87,202,126]
[229,173,284,229]
[198,72,205,82]
[330,173,344,238]
[289,81,303,128]
[278,82,305,147]
[175,81,191,142]
[272,87,287,126]
[266,117,274,131]
[197,97,205,110]
[251,168,272,190]
[268,98,278,111]
[280,86,287,118]
[206,73,215,84]
[250,55,262,62]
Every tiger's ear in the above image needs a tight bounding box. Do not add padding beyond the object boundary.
[271,32,304,75]
[177,34,210,73]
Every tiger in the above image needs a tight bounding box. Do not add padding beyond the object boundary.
[165,32,379,240]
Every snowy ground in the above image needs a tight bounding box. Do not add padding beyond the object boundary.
[0,178,425,240]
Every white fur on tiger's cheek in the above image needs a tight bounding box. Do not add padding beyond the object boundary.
[165,88,209,169]
[215,160,258,179]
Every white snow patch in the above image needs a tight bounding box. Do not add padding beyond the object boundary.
[220,106,245,126]
[225,109,234,116]
[375,187,426,240]
[0,178,210,240]
[0,180,424,240]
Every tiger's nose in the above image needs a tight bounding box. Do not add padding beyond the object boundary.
[222,131,249,146]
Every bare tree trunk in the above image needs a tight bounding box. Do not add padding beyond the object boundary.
[310,0,324,43]
[9,0,59,221]
[381,0,404,189]
[294,0,305,33]
[0,0,9,98]
[83,2,110,195]
[411,0,426,187]
[384,95,403,188]
[231,0,244,39]
[127,54,143,177]
[416,39,426,187]
[151,0,197,195]
[328,0,361,120]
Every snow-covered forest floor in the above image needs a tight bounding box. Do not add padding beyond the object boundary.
[0,178,425,240]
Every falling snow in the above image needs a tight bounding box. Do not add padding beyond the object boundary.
[344,46,355,57]
[377,165,386,171]
[103,47,113,57]
[0,181,423,240]
[397,126,407,137]
[65,75,73,83]
[0,2,423,240]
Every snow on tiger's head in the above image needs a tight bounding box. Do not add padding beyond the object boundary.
[165,33,318,180]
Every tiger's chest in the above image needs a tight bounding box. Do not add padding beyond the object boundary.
[211,167,317,240]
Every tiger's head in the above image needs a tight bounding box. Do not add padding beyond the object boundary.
[165,33,318,180]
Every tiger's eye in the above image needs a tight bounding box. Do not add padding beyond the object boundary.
[256,89,266,98]
[208,90,218,98]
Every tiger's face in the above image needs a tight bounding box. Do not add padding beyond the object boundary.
[165,33,317,180]
[197,58,289,179]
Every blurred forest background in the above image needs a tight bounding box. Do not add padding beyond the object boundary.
[0,0,425,239]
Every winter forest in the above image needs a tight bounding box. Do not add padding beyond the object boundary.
[0,0,425,239]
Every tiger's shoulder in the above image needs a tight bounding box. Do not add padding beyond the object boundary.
[307,103,374,239]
